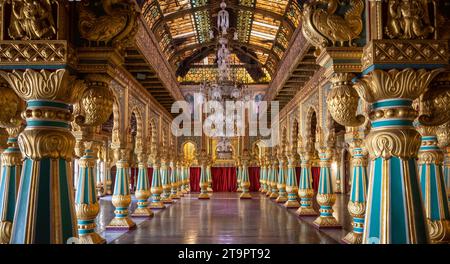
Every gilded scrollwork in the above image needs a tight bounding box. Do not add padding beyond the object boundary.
[8,0,56,40]
[418,72,450,126]
[354,68,443,103]
[0,82,24,128]
[18,129,75,160]
[365,129,421,160]
[385,0,434,40]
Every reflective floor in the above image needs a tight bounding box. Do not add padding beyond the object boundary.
[96,192,352,244]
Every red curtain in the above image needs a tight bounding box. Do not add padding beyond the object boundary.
[189,167,201,192]
[248,167,260,191]
[296,167,301,186]
[312,167,320,192]
[211,167,237,192]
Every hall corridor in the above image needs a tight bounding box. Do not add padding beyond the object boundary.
[106,193,345,244]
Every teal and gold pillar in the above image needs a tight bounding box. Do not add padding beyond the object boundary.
[107,148,136,230]
[160,152,172,204]
[236,160,242,192]
[353,69,442,243]
[170,159,180,200]
[284,150,300,208]
[1,69,83,244]
[296,142,317,216]
[132,153,153,217]
[265,154,273,197]
[74,142,106,244]
[180,162,188,194]
[207,162,213,193]
[313,135,341,228]
[0,127,23,244]
[259,159,267,193]
[269,149,279,199]
[342,129,368,244]
[240,150,251,199]
[275,148,287,203]
[150,153,165,209]
[418,126,450,243]
[198,151,210,199]
[176,160,184,197]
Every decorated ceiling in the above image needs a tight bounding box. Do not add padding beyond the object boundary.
[142,0,301,84]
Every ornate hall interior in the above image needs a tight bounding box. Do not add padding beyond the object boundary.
[0,0,449,245]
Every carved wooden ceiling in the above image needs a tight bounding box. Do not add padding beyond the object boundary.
[142,0,301,84]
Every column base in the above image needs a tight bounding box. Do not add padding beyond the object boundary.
[276,195,287,203]
[207,187,213,193]
[342,231,363,244]
[106,217,136,230]
[236,187,242,192]
[198,193,210,199]
[78,232,106,244]
[182,189,188,194]
[269,192,278,199]
[240,192,252,199]
[296,207,318,216]
[170,193,180,199]
[177,191,184,197]
[162,198,173,204]
[284,200,300,208]
[149,201,166,209]
[313,216,341,229]
[265,191,272,197]
[131,207,154,218]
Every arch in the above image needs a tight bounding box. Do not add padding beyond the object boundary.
[129,105,144,154]
[182,140,197,164]
[252,139,267,163]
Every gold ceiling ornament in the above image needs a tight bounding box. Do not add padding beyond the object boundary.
[385,0,434,40]
[301,0,364,56]
[327,73,365,127]
[78,0,139,50]
[8,0,57,40]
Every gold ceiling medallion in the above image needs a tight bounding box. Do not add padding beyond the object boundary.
[301,0,364,56]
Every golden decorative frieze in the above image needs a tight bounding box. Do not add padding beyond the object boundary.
[362,40,448,72]
[0,41,76,68]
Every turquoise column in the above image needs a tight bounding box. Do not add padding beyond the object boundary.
[198,159,210,199]
[95,159,103,197]
[0,129,22,244]
[181,164,188,194]
[186,165,191,193]
[160,156,172,203]
[296,148,317,216]
[107,149,136,230]
[176,162,184,197]
[75,146,106,244]
[269,159,279,199]
[240,154,251,199]
[265,160,273,197]
[284,153,300,208]
[9,99,77,244]
[150,157,165,209]
[343,134,368,244]
[170,160,180,199]
[132,153,153,217]
[259,162,267,193]
[418,132,450,243]
[236,163,242,192]
[313,145,341,228]
[276,157,287,203]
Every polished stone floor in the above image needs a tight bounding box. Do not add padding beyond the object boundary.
[95,192,352,244]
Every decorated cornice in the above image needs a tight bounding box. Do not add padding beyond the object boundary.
[135,17,184,101]
[265,27,312,102]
